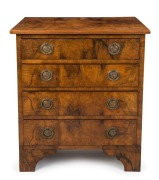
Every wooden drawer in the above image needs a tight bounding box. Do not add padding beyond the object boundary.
[23,91,137,118]
[23,120,136,146]
[23,120,59,145]
[59,120,136,145]
[22,64,138,88]
[21,38,140,60]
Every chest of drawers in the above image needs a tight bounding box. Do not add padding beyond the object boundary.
[10,17,150,172]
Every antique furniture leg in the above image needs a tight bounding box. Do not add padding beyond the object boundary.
[103,145,141,171]
[20,146,57,172]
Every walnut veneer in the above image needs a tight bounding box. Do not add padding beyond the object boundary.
[10,17,150,171]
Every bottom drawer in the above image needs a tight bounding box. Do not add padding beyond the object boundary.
[23,120,136,146]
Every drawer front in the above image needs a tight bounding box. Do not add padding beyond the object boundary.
[23,92,137,118]
[59,120,136,145]
[21,38,139,60]
[23,120,136,146]
[23,120,59,145]
[22,64,138,88]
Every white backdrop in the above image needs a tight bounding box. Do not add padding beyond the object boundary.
[0,0,158,179]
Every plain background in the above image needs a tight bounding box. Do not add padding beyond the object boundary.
[0,0,158,179]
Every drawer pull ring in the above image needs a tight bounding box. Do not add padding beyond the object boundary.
[41,70,53,81]
[108,43,121,55]
[108,70,120,81]
[40,43,53,54]
[41,98,53,110]
[42,128,54,138]
[107,127,118,138]
[106,98,119,110]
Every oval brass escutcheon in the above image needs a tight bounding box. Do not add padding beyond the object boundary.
[42,128,54,138]
[106,98,119,110]
[41,70,53,81]
[108,70,120,81]
[108,43,121,55]
[106,127,118,138]
[41,98,53,110]
[40,43,53,54]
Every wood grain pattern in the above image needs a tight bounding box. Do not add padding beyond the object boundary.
[58,145,102,149]
[103,145,141,171]
[22,64,138,88]
[21,38,140,60]
[21,34,141,39]
[22,65,59,87]
[60,120,136,145]
[10,17,150,34]
[23,92,58,116]
[22,59,139,64]
[23,115,137,120]
[10,17,150,171]
[23,87,138,93]
[20,146,57,171]
[23,91,138,118]
[137,35,145,145]
[60,64,138,87]
[16,35,23,145]
[24,120,59,145]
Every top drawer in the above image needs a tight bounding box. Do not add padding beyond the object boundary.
[21,38,140,60]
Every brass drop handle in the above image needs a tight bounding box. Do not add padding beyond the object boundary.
[108,70,120,81]
[106,98,119,110]
[42,127,54,138]
[41,70,53,81]
[40,43,53,54]
[41,98,53,110]
[106,127,118,138]
[108,43,121,55]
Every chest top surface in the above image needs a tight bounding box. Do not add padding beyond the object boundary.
[10,17,150,35]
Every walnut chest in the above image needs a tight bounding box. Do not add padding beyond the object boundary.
[10,17,150,171]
